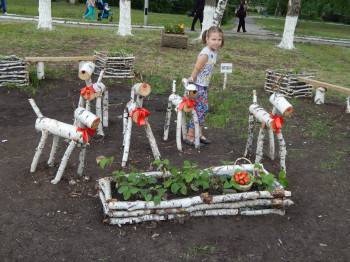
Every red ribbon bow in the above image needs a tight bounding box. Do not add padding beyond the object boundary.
[178,97,196,111]
[80,85,96,100]
[77,126,96,143]
[270,114,284,134]
[129,108,151,126]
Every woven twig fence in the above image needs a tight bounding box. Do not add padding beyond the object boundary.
[99,164,293,226]
[0,55,29,87]
[94,51,135,79]
[264,69,314,98]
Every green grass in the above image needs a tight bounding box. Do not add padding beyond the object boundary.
[254,17,350,39]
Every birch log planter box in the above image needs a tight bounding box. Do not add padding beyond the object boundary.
[98,164,293,226]
[264,69,314,98]
[94,51,135,79]
[0,55,29,87]
[161,30,188,49]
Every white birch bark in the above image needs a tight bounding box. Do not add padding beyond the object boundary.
[37,62,45,80]
[269,93,294,117]
[255,127,266,164]
[74,107,100,129]
[69,0,76,5]
[181,111,187,140]
[277,0,302,50]
[163,101,172,141]
[244,114,255,157]
[268,129,275,160]
[144,119,161,161]
[346,97,350,113]
[47,135,60,167]
[77,144,87,175]
[212,0,228,27]
[30,130,49,172]
[199,0,217,39]
[277,132,287,172]
[103,90,109,126]
[314,87,326,104]
[122,116,133,167]
[51,140,77,184]
[38,0,53,30]
[95,95,104,136]
[78,62,95,81]
[118,0,132,36]
[176,109,183,151]
[192,108,200,149]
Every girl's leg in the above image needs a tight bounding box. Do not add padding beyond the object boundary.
[91,7,95,21]
[187,85,207,141]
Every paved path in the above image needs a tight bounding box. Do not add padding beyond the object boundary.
[1,13,349,46]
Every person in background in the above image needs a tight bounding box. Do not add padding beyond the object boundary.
[83,0,95,21]
[184,26,225,147]
[191,0,205,31]
[237,0,248,33]
[0,0,7,15]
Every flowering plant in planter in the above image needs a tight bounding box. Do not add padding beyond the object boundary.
[164,24,185,34]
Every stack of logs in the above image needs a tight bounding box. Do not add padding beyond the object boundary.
[264,69,314,98]
[0,55,29,87]
[94,50,135,79]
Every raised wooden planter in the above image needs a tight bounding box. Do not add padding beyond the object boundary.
[161,30,188,49]
[99,164,293,226]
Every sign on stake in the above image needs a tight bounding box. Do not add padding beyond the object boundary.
[221,63,232,90]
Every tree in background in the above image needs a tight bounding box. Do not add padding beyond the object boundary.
[118,0,132,36]
[277,0,301,50]
[213,0,228,27]
[199,0,217,39]
[38,0,52,30]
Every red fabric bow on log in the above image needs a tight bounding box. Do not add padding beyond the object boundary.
[178,97,196,111]
[270,114,284,133]
[129,108,151,126]
[81,85,96,100]
[77,126,96,143]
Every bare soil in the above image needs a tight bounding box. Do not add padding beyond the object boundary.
[0,71,349,261]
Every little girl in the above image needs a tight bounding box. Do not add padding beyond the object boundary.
[184,26,224,146]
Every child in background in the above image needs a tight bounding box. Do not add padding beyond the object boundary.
[184,26,224,147]
[83,0,95,21]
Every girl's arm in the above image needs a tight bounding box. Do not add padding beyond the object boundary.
[190,54,208,82]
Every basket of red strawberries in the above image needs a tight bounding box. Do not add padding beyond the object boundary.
[233,157,255,191]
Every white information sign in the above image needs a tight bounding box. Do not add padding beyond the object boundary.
[221,63,233,73]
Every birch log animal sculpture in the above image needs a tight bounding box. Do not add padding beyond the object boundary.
[122,83,161,167]
[244,90,294,172]
[78,62,109,136]
[163,79,200,151]
[29,99,100,184]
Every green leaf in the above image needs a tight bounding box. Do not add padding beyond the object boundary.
[99,157,109,169]
[278,179,290,188]
[130,187,139,194]
[180,185,187,195]
[171,183,180,194]
[190,183,199,191]
[224,181,232,189]
[153,196,161,206]
[184,173,194,183]
[118,185,129,193]
[163,180,172,188]
[148,177,157,184]
[278,170,287,179]
[191,163,198,168]
[157,188,167,197]
[137,180,147,187]
[266,185,275,191]
[200,173,209,181]
[183,160,190,167]
[254,164,262,169]
[128,172,137,182]
[202,182,209,190]
[145,194,152,202]
[219,175,228,182]
[123,190,131,200]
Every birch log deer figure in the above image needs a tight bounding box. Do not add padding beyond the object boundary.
[163,78,200,151]
[244,90,294,172]
[122,83,161,167]
[78,62,109,136]
[29,99,100,184]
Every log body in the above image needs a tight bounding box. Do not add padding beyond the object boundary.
[249,104,274,130]
[269,93,294,117]
[74,107,100,129]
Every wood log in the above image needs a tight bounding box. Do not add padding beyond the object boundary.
[77,144,87,175]
[133,83,151,97]
[269,93,294,117]
[102,89,109,126]
[176,109,183,151]
[244,114,255,157]
[144,118,161,161]
[249,104,274,130]
[26,56,96,62]
[78,62,95,81]
[122,116,133,167]
[314,87,326,104]
[297,77,350,95]
[255,127,266,164]
[95,95,104,136]
[30,130,49,172]
[277,132,287,172]
[268,129,275,160]
[163,101,172,141]
[74,107,100,129]
[346,97,350,113]
[47,135,59,167]
[37,61,45,80]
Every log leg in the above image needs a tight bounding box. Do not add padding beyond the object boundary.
[268,129,275,160]
[176,109,183,151]
[163,101,172,141]
[51,140,77,184]
[122,117,133,167]
[144,118,161,161]
[77,143,87,176]
[346,96,350,113]
[85,100,91,112]
[30,130,49,172]
[122,108,129,146]
[192,109,200,150]
[181,111,187,140]
[47,135,60,167]
[37,62,45,80]
[255,127,266,164]
[103,91,109,127]
[95,96,104,136]
[277,132,287,172]
[244,114,255,157]
[314,87,326,105]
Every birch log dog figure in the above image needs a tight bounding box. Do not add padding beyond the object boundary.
[244,90,294,172]
[163,78,200,151]
[29,99,100,184]
[122,83,161,167]
[78,62,109,136]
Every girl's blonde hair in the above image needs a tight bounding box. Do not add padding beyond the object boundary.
[202,26,224,47]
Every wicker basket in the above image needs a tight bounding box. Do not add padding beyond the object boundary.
[161,30,188,49]
[233,157,255,192]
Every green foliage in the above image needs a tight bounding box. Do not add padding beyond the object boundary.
[164,24,185,34]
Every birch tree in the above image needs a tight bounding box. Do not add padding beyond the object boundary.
[118,0,132,36]
[277,0,302,49]
[199,0,217,39]
[38,0,52,30]
[212,0,228,27]
[69,0,77,5]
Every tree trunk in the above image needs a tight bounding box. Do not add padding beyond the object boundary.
[38,0,52,30]
[277,0,302,50]
[212,0,228,27]
[118,0,132,36]
[199,0,217,39]
[69,0,76,5]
